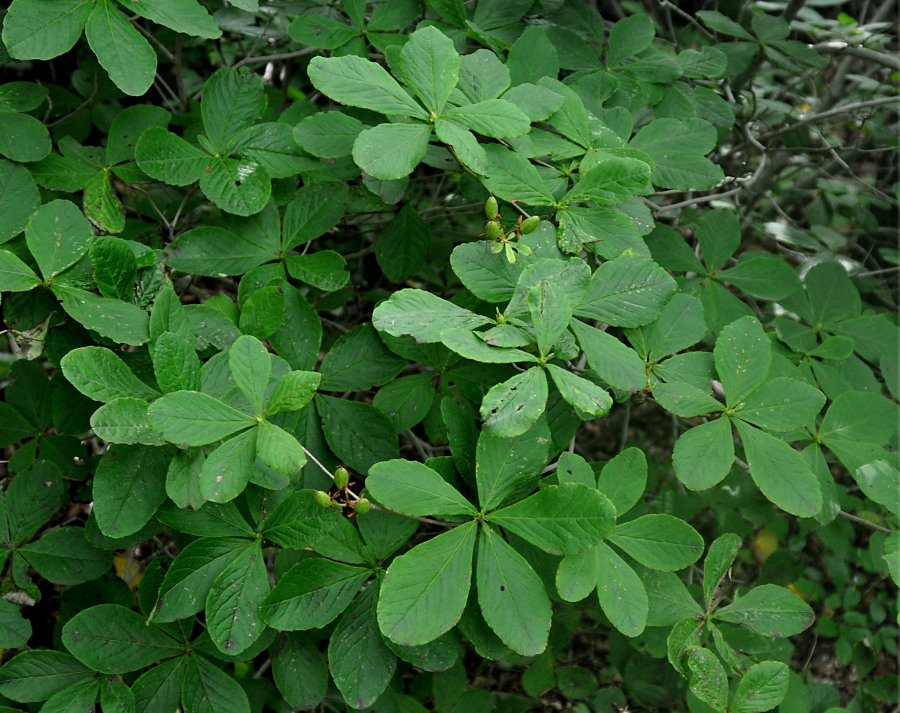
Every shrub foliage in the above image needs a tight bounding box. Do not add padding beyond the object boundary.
[0,1,897,712]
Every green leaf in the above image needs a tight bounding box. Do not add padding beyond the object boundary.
[487,483,616,555]
[569,320,646,393]
[819,391,899,472]
[672,417,735,490]
[5,462,65,545]
[695,208,740,273]
[90,237,134,299]
[529,279,571,357]
[883,531,899,586]
[181,654,250,713]
[373,288,491,343]
[260,490,340,549]
[731,661,790,713]
[0,159,40,244]
[40,677,100,713]
[595,541,648,637]
[61,346,159,403]
[636,292,708,361]
[597,447,647,517]
[232,122,306,178]
[435,118,488,174]
[378,521,477,646]
[546,364,612,419]
[715,584,814,637]
[105,104,170,165]
[609,514,704,571]
[556,548,600,602]
[376,203,432,282]
[733,377,825,431]
[714,316,771,407]
[558,205,647,258]
[703,533,741,606]
[367,459,476,517]
[319,323,404,392]
[239,283,285,338]
[166,226,276,276]
[289,14,357,49]
[720,255,801,300]
[256,420,306,475]
[442,99,531,139]
[399,26,459,114]
[687,648,729,713]
[85,0,156,96]
[92,444,168,537]
[440,328,539,364]
[206,541,269,655]
[696,10,754,40]
[855,460,900,515]
[269,285,321,371]
[575,255,677,327]
[652,380,723,418]
[52,286,150,345]
[308,55,428,119]
[480,367,548,437]
[62,604,181,673]
[153,331,202,393]
[328,581,396,710]
[2,0,92,60]
[134,127,210,185]
[153,537,247,622]
[644,569,704,626]
[629,118,723,190]
[507,25,559,86]
[20,527,110,584]
[316,395,398,473]
[482,144,555,206]
[260,558,369,630]
[0,111,51,162]
[91,397,164,446]
[120,0,221,38]
[476,418,551,511]
[0,650,92,702]
[148,391,255,446]
[477,524,551,656]
[0,599,31,649]
[200,156,271,217]
[734,421,822,517]
[272,633,328,709]
[607,13,655,66]
[281,180,348,250]
[352,122,432,180]
[450,241,522,302]
[0,250,41,291]
[26,199,93,280]
[266,370,320,415]
[228,334,270,416]
[293,111,364,158]
[201,67,266,153]
[198,428,256,503]
[563,158,650,205]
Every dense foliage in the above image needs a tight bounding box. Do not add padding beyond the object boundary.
[0,1,897,712]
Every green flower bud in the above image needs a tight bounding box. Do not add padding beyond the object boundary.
[355,498,371,515]
[519,215,540,234]
[486,220,501,240]
[485,195,499,220]
[314,490,332,509]
[334,466,349,490]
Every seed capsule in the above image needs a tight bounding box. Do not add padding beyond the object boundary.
[485,220,501,240]
[314,491,332,509]
[485,195,499,220]
[334,466,349,490]
[519,216,540,234]
[355,498,371,515]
